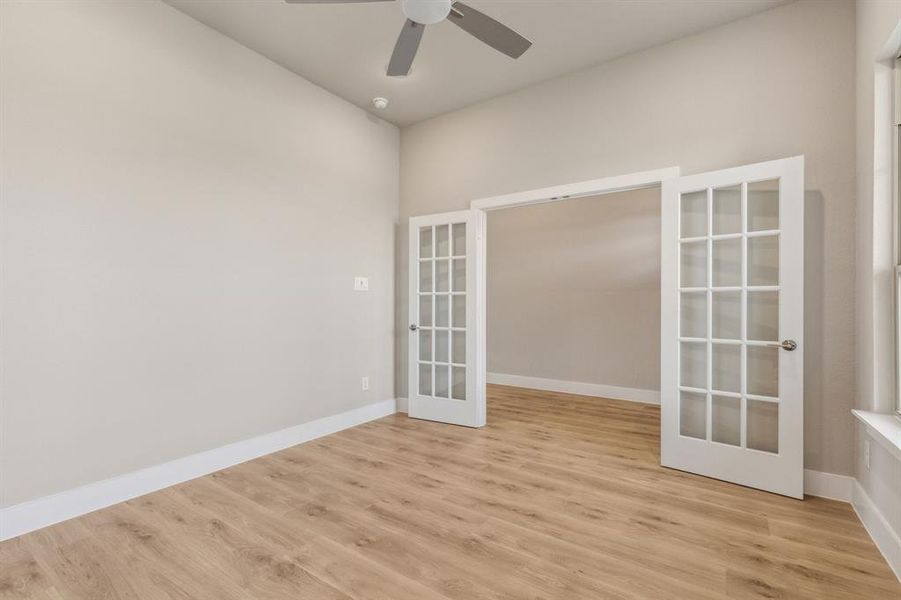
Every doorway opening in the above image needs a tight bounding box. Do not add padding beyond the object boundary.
[485,187,662,410]
[408,158,805,498]
[408,168,677,428]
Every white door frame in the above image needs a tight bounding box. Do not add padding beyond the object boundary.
[467,167,682,421]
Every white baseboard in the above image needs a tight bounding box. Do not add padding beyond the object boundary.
[17,393,891,580]
[803,469,854,502]
[396,396,409,413]
[487,372,660,405]
[853,479,901,581]
[0,398,398,542]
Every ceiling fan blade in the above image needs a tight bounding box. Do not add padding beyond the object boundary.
[387,19,424,77]
[448,2,531,59]
[284,1,393,4]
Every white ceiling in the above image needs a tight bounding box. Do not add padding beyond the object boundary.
[165,0,787,126]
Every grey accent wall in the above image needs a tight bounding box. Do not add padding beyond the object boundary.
[398,0,856,476]
[0,0,399,507]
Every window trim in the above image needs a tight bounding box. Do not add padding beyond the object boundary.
[896,265,900,416]
[894,57,901,416]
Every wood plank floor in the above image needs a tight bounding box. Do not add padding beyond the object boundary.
[1,385,897,599]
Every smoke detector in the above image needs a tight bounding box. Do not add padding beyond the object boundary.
[372,97,389,110]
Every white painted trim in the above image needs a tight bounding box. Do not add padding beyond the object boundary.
[0,399,398,542]
[396,396,409,413]
[853,409,901,461]
[862,20,901,414]
[469,167,680,211]
[487,372,660,405]
[853,478,901,581]
[803,469,853,502]
[467,167,681,430]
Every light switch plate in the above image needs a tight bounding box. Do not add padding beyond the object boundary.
[361,376,369,391]
[354,277,369,291]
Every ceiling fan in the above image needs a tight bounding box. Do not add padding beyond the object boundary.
[285,0,532,77]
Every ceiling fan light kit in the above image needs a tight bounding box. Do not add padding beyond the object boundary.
[285,0,532,77]
[401,0,451,25]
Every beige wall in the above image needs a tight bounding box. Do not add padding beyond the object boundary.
[0,0,399,507]
[487,188,660,391]
[398,0,856,475]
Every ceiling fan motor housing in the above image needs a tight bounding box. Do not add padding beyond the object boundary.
[402,0,452,25]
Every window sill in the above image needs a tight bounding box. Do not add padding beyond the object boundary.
[852,409,901,462]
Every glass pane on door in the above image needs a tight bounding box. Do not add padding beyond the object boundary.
[453,259,466,292]
[418,363,431,396]
[415,223,468,403]
[435,295,449,327]
[419,227,433,258]
[436,260,450,292]
[435,225,450,257]
[712,395,741,446]
[419,295,432,327]
[435,329,449,363]
[452,295,466,328]
[680,292,706,338]
[680,342,706,389]
[680,391,707,439]
[747,291,778,341]
[419,329,432,362]
[712,238,741,287]
[419,260,433,293]
[712,291,741,339]
[747,179,779,231]
[680,242,707,287]
[435,364,449,398]
[747,400,779,453]
[747,346,778,397]
[681,190,707,238]
[748,235,779,286]
[677,180,782,448]
[452,367,466,400]
[452,331,466,364]
[712,343,740,393]
[452,223,466,256]
[713,186,741,234]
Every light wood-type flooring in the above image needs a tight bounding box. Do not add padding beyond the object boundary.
[1,385,898,599]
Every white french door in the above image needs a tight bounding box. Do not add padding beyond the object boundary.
[408,210,485,427]
[661,156,804,499]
